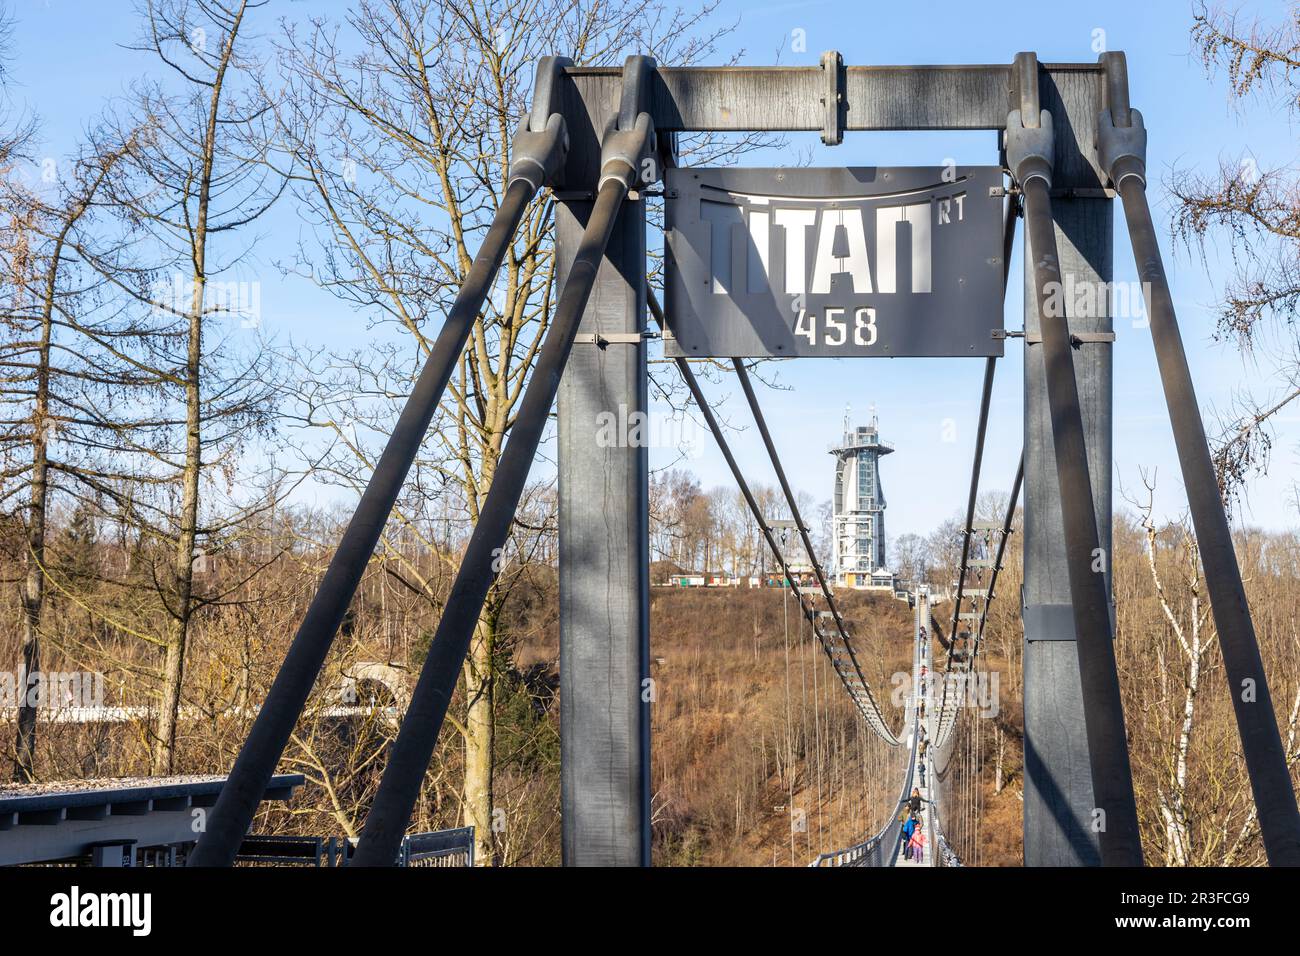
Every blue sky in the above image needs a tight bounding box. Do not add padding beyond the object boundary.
[5,0,1296,545]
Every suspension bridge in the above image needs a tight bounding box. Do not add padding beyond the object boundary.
[5,51,1300,869]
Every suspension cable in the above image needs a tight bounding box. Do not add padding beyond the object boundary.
[973,455,1024,658]
[798,607,811,858]
[812,622,825,849]
[934,358,996,740]
[648,288,902,746]
[932,188,1022,748]
[782,577,796,865]
[732,359,864,676]
[729,354,906,743]
[948,356,997,642]
[936,454,1023,744]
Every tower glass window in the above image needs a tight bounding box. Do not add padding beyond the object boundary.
[831,414,894,589]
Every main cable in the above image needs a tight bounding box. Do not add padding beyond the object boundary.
[648,289,903,747]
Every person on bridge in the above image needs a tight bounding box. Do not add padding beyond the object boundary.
[909,787,928,816]
[908,824,926,864]
[901,812,917,860]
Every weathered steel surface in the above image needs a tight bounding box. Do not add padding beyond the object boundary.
[553,63,1108,188]
[567,63,1099,131]
[557,197,652,868]
[1021,61,1114,866]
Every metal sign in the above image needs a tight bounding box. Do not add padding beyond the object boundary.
[663,166,1005,358]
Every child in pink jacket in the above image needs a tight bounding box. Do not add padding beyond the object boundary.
[908,827,926,864]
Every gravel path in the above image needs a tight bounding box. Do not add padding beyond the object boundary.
[0,774,227,798]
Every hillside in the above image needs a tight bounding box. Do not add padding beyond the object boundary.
[641,586,916,865]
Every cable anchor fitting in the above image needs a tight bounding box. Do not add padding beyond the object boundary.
[507,56,573,192]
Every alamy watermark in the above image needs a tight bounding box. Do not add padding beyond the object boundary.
[1040,277,1152,327]
[594,403,704,455]
[152,275,263,328]
[891,669,999,717]
[0,668,105,711]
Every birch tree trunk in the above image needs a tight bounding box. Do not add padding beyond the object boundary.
[1142,492,1207,867]
[463,614,495,864]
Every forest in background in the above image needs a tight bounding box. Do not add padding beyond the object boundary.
[4,459,1300,867]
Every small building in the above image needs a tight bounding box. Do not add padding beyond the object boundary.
[839,569,898,590]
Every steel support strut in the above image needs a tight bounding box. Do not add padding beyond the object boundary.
[559,54,658,867]
[1098,52,1300,865]
[186,58,573,868]
[1010,97,1143,866]
[349,61,657,867]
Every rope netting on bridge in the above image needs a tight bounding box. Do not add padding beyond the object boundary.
[650,290,907,751]
[764,586,911,866]
[646,289,925,863]
[924,452,1023,866]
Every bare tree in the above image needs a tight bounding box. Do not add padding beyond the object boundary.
[0,136,142,779]
[269,0,733,863]
[73,0,284,772]
[1134,475,1211,865]
[1171,4,1300,511]
[890,532,930,586]
[0,3,33,176]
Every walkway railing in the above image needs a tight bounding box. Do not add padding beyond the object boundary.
[232,826,474,867]
[808,832,888,867]
[927,770,962,868]
[809,589,927,867]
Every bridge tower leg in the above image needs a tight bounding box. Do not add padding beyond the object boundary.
[1020,60,1113,866]
[556,195,651,867]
